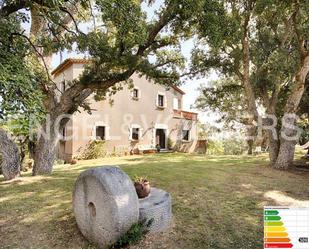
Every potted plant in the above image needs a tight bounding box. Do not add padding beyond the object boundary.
[156,144,161,153]
[133,176,151,198]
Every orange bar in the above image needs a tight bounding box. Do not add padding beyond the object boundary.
[264,238,291,243]
[264,232,288,237]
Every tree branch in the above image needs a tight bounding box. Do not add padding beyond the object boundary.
[10,32,53,84]
[136,3,176,56]
[0,0,50,18]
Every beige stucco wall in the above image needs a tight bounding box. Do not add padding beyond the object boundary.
[54,62,198,161]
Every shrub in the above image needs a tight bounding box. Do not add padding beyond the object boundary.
[223,137,247,155]
[167,138,174,150]
[78,140,107,160]
[109,219,153,249]
[207,140,224,155]
[206,138,247,155]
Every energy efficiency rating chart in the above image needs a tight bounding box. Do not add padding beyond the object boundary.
[264,207,309,249]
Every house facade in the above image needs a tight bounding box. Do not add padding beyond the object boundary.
[52,59,198,162]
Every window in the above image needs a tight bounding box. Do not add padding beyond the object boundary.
[158,94,165,107]
[61,81,66,92]
[132,88,139,99]
[132,128,139,140]
[96,126,105,140]
[61,126,66,140]
[182,130,190,141]
[173,98,181,109]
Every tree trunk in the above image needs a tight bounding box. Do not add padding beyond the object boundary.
[273,140,296,169]
[274,55,309,169]
[268,133,280,165]
[274,114,299,169]
[0,128,20,180]
[241,14,259,154]
[263,112,280,165]
[32,119,59,175]
[247,140,253,155]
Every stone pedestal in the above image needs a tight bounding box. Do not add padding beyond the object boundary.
[73,166,139,248]
[139,188,172,233]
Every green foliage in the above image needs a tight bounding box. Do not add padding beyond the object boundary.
[195,79,245,128]
[110,219,153,249]
[0,13,44,120]
[75,0,201,89]
[78,140,107,160]
[197,122,220,139]
[133,175,148,184]
[207,137,247,155]
[298,87,309,144]
[298,118,309,145]
[198,0,240,49]
[167,137,174,149]
[206,140,224,155]
[222,137,247,155]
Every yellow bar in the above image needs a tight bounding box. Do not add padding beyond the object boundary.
[265,226,286,232]
[264,232,288,238]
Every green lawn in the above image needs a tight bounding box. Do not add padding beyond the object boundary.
[1,153,308,249]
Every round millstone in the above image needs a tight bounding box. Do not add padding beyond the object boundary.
[73,166,139,248]
[138,188,172,233]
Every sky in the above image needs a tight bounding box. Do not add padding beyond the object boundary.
[46,1,220,123]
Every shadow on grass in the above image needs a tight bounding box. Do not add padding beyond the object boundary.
[1,153,309,249]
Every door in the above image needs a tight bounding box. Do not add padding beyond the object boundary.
[156,129,166,149]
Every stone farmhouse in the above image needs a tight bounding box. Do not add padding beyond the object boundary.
[52,58,199,162]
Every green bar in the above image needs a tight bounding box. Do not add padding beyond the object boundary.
[264,216,281,221]
[265,210,279,215]
[265,221,284,226]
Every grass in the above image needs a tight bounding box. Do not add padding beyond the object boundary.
[1,153,309,249]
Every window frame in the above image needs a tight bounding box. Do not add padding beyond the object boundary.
[95,126,106,141]
[182,129,191,142]
[131,87,140,100]
[156,92,166,108]
[130,124,142,141]
[131,127,140,140]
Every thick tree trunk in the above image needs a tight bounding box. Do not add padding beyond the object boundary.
[263,112,280,165]
[241,15,259,154]
[247,140,253,155]
[246,125,256,155]
[274,55,309,169]
[274,114,299,169]
[273,140,296,169]
[0,128,20,180]
[268,134,280,165]
[32,119,59,175]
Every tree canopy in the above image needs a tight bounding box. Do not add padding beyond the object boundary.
[192,0,309,168]
[0,0,202,177]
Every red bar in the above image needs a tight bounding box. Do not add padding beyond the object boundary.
[264,243,293,248]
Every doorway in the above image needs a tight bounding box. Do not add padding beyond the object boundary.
[155,129,166,149]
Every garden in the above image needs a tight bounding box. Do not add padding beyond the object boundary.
[1,153,308,249]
